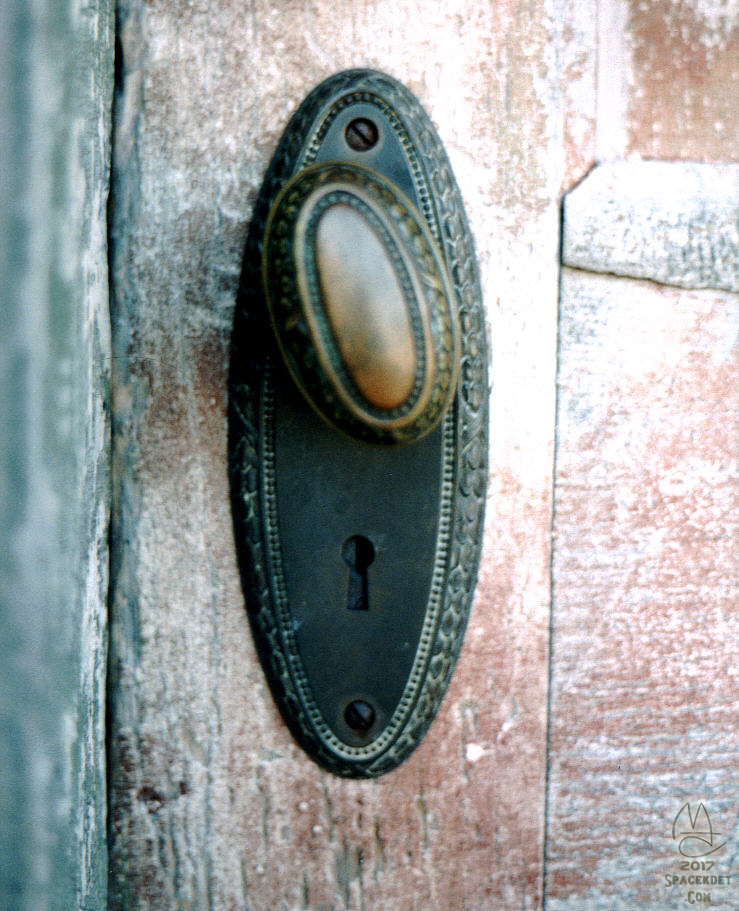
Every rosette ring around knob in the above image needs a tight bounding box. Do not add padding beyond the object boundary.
[262,161,461,445]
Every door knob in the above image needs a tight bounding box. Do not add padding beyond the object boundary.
[229,70,488,777]
[263,161,460,444]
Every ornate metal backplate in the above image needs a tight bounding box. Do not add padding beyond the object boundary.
[229,69,488,777]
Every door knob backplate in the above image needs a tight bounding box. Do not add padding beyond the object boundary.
[229,69,488,777]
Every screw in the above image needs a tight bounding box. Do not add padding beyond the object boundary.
[345,118,379,151]
[344,699,376,732]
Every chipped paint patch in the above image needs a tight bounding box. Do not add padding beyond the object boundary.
[465,743,486,764]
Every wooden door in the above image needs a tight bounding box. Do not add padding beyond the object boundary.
[4,1,736,909]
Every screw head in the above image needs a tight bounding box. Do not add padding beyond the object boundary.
[344,699,376,732]
[345,118,379,151]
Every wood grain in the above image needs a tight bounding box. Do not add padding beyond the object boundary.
[547,268,739,909]
[104,1,739,907]
[0,2,113,908]
[563,162,739,293]
[625,0,739,162]
[106,0,591,907]
[6,0,739,907]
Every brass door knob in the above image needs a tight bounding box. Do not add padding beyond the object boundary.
[263,162,460,445]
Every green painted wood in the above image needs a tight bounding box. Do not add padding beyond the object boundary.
[0,2,114,909]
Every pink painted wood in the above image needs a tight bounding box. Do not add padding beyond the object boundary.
[106,1,738,908]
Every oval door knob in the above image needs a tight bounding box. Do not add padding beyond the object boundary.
[263,163,461,445]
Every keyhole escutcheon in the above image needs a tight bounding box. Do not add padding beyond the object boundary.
[341,535,375,611]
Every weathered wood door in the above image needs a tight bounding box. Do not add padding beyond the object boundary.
[3,1,737,909]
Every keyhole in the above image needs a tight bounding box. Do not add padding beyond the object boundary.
[341,535,375,611]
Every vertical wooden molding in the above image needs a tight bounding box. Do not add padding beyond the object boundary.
[0,2,114,909]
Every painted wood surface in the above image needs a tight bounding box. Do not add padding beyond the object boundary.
[548,156,739,911]
[548,267,738,910]
[595,0,739,163]
[106,1,592,907]
[0,2,114,909]
[105,1,739,909]
[563,162,739,293]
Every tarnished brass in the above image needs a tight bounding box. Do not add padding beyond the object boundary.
[315,203,416,410]
[263,163,460,445]
[229,70,488,778]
